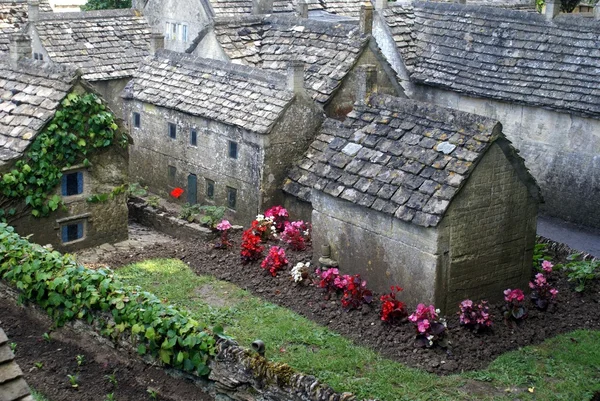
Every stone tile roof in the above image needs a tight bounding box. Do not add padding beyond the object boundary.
[284,94,508,227]
[321,0,365,17]
[382,2,600,118]
[33,9,152,81]
[0,56,77,167]
[212,15,368,104]
[0,0,52,53]
[124,50,295,134]
[0,328,35,401]
[209,0,324,17]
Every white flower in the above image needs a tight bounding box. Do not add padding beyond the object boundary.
[256,214,265,221]
[291,262,310,283]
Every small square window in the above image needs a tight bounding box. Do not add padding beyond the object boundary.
[61,172,83,197]
[190,129,197,146]
[205,179,215,199]
[61,221,84,243]
[168,122,177,139]
[228,141,238,159]
[226,186,237,209]
[133,112,141,128]
[168,165,177,184]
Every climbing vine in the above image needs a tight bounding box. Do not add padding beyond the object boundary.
[0,92,127,223]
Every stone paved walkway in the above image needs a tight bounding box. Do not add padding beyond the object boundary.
[538,215,600,257]
[75,222,175,265]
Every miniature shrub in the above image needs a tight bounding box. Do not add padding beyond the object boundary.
[198,205,226,229]
[264,205,289,233]
[408,304,447,348]
[529,273,558,310]
[241,228,264,263]
[458,299,492,332]
[281,221,311,251]
[558,254,600,293]
[380,286,407,324]
[340,274,373,310]
[0,223,217,376]
[215,220,232,249]
[261,246,289,277]
[503,288,527,322]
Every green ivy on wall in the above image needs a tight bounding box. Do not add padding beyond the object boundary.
[0,92,127,223]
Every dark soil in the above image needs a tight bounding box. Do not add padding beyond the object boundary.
[0,297,213,401]
[96,230,600,375]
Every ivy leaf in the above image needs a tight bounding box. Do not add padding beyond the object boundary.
[137,344,147,355]
[159,349,172,364]
[77,138,86,147]
[145,327,155,340]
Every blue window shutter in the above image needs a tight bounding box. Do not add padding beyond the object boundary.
[61,175,67,196]
[77,172,83,194]
[77,223,83,239]
[61,226,68,243]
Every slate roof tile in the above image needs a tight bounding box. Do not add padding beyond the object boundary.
[212,14,368,104]
[283,94,510,227]
[124,50,294,135]
[33,9,151,81]
[0,56,76,167]
[0,0,52,53]
[383,1,600,118]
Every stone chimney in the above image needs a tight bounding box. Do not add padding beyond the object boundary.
[594,4,600,19]
[360,2,374,35]
[545,0,560,20]
[375,0,388,9]
[252,0,274,15]
[356,64,378,105]
[287,61,306,96]
[27,0,39,22]
[296,0,308,18]
[150,32,165,55]
[9,34,32,67]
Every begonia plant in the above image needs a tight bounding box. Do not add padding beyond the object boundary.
[529,273,558,310]
[458,299,492,332]
[261,246,288,277]
[380,286,407,324]
[408,304,447,348]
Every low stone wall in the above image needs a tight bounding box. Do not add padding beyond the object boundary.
[537,236,597,262]
[128,197,217,242]
[0,283,365,401]
[0,327,34,401]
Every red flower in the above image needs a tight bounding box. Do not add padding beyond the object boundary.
[170,187,184,198]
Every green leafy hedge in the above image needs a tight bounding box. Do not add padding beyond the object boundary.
[0,223,217,375]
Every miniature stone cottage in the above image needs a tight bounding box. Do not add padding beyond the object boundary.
[373,1,600,228]
[122,50,323,224]
[24,4,153,113]
[191,3,403,118]
[0,38,129,251]
[0,0,52,54]
[284,92,540,311]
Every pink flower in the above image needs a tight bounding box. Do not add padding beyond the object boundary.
[417,319,430,333]
[216,219,232,231]
[550,288,558,297]
[460,299,473,309]
[504,288,525,303]
[542,260,553,273]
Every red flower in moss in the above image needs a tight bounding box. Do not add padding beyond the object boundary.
[170,187,184,198]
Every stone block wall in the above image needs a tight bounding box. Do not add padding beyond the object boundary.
[441,142,538,311]
[125,101,264,224]
[10,146,129,252]
[0,328,34,401]
[311,190,443,307]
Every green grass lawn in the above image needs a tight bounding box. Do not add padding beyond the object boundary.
[115,259,600,401]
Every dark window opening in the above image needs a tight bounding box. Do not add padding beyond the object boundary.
[168,165,176,184]
[61,172,83,196]
[34,52,43,61]
[190,129,197,146]
[228,141,238,159]
[205,179,215,199]
[133,112,141,128]
[61,222,84,243]
[226,186,237,209]
[168,122,177,139]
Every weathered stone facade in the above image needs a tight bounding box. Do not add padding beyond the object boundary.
[124,51,323,224]
[0,327,34,401]
[0,55,129,252]
[285,94,539,311]
[374,1,600,228]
